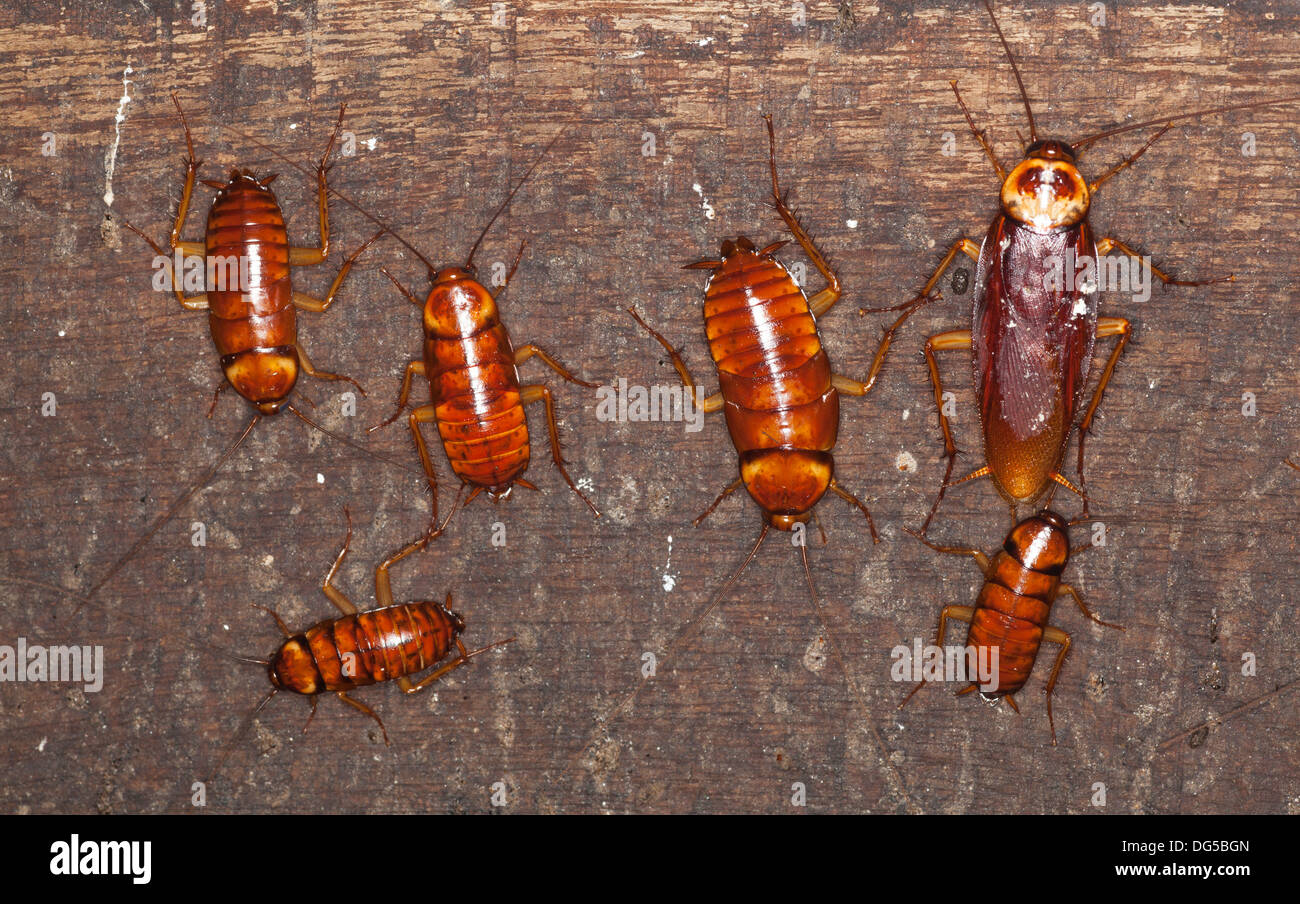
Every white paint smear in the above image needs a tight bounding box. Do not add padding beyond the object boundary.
[102,63,133,207]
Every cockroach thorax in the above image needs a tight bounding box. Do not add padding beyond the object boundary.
[1001,141,1090,232]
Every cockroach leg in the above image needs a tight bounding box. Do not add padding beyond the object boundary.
[520,384,600,515]
[294,341,364,395]
[950,81,1008,181]
[1040,625,1072,746]
[368,360,425,433]
[626,307,724,413]
[290,229,384,313]
[1074,316,1132,514]
[899,604,976,709]
[827,478,878,542]
[1095,237,1234,287]
[321,508,359,617]
[1056,582,1123,630]
[1089,124,1173,194]
[407,404,441,525]
[120,220,210,311]
[919,329,973,535]
[494,240,527,297]
[287,104,347,265]
[900,527,990,573]
[693,477,744,526]
[515,344,599,389]
[335,691,389,745]
[761,114,841,315]
[207,379,232,418]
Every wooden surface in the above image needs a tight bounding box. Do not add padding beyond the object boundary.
[1,0,1298,814]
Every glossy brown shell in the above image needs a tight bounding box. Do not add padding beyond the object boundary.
[422,272,528,494]
[205,174,298,414]
[966,512,1069,696]
[973,214,1098,502]
[270,601,463,695]
[703,243,837,522]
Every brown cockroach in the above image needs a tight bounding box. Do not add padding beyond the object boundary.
[89,96,398,602]
[629,114,924,602]
[367,130,601,537]
[876,0,1300,535]
[899,509,1122,745]
[245,508,514,746]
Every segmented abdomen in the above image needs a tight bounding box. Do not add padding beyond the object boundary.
[704,249,837,515]
[966,549,1060,695]
[426,312,529,493]
[205,179,298,408]
[284,602,461,694]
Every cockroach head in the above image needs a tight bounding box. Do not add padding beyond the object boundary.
[1001,140,1089,232]
[433,264,475,283]
[767,512,810,531]
[435,598,467,635]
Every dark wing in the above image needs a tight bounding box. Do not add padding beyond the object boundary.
[973,216,1098,442]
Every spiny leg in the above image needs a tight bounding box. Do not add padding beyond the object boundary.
[899,605,976,708]
[291,229,384,312]
[861,237,979,316]
[520,384,600,516]
[693,477,743,526]
[827,478,878,543]
[406,404,441,527]
[335,690,389,746]
[920,329,973,535]
[1056,582,1123,630]
[399,634,516,695]
[1041,625,1073,746]
[368,360,426,433]
[951,81,1008,180]
[901,527,990,574]
[1089,124,1173,194]
[207,379,231,418]
[515,344,598,388]
[626,307,723,413]
[295,341,365,395]
[1074,316,1131,515]
[120,220,209,311]
[288,104,347,265]
[763,113,841,316]
[1095,237,1234,287]
[833,297,943,396]
[321,507,359,616]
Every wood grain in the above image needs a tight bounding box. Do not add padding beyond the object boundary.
[1,0,1297,814]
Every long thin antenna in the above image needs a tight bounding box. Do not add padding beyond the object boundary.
[284,404,422,478]
[223,125,438,274]
[1072,94,1300,154]
[983,0,1037,142]
[465,126,569,271]
[1158,676,1300,751]
[83,413,261,604]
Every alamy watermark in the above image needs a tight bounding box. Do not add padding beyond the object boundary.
[891,638,999,692]
[1044,248,1153,304]
[149,249,253,294]
[595,378,705,433]
[0,637,103,692]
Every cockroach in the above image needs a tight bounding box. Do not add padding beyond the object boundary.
[88,96,396,602]
[368,130,601,536]
[877,0,1300,535]
[629,114,925,601]
[601,115,926,812]
[898,509,1122,745]
[244,508,514,747]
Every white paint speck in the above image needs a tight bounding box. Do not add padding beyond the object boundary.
[895,451,918,473]
[37,737,47,752]
[366,137,377,151]
[846,219,859,229]
[576,476,594,492]
[696,36,715,46]
[102,63,133,207]
[263,555,274,567]
[289,123,299,130]
[692,183,715,220]
[57,330,66,337]
[316,473,325,484]
[662,535,677,592]
[902,409,910,420]
[1072,297,1090,316]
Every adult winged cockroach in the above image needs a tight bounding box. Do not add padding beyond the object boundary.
[877,0,1300,535]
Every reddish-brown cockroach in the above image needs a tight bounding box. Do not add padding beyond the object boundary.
[629,114,923,601]
[87,96,397,602]
[368,131,601,537]
[899,509,1122,745]
[243,508,514,746]
[877,0,1300,535]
